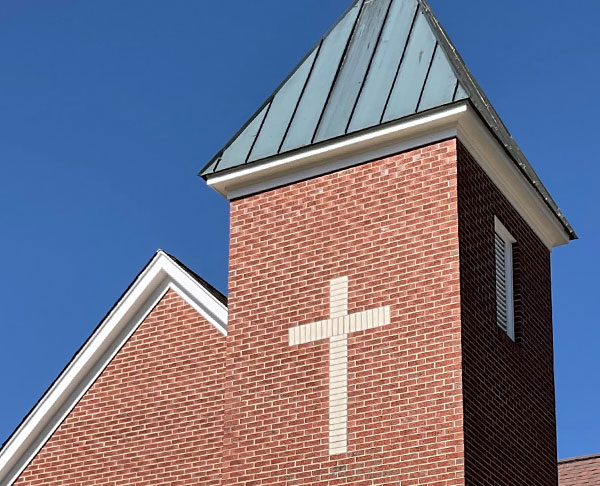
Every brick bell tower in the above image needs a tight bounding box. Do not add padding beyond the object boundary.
[201,0,576,484]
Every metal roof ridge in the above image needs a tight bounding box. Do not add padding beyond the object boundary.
[415,0,576,239]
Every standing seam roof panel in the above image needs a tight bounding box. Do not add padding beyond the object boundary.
[453,83,469,102]
[213,103,270,172]
[248,48,319,162]
[417,46,458,111]
[348,0,419,133]
[279,1,363,153]
[314,0,393,143]
[382,11,437,122]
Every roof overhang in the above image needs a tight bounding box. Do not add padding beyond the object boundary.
[205,101,572,250]
[0,251,227,486]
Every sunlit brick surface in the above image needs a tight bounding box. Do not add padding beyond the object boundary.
[226,140,465,484]
[559,455,600,485]
[13,139,562,485]
[15,290,226,486]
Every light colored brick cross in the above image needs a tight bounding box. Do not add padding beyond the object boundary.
[288,276,391,455]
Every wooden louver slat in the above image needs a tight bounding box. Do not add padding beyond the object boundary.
[495,232,509,333]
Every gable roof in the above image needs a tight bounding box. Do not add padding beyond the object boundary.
[199,0,575,240]
[0,251,227,486]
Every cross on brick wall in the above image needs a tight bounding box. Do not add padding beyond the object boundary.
[288,277,391,455]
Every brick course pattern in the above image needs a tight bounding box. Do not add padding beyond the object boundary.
[14,290,226,486]
[226,140,465,485]
[559,455,600,485]
[12,139,562,485]
[457,142,559,485]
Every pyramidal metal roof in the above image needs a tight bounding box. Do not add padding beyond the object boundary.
[200,0,575,239]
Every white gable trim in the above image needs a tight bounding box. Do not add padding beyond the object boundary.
[206,102,571,250]
[0,251,227,486]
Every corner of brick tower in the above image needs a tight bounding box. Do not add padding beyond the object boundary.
[225,136,560,485]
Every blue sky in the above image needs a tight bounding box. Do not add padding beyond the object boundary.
[0,0,597,460]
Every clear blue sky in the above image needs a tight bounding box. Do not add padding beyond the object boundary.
[0,1,597,460]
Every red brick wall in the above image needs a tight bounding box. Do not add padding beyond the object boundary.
[225,140,465,484]
[559,455,600,485]
[13,139,560,486]
[15,289,226,485]
[457,143,558,485]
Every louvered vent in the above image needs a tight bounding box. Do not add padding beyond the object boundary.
[494,218,515,340]
[495,233,509,332]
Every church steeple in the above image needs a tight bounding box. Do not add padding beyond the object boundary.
[206,1,575,484]
[199,0,575,241]
[0,2,578,486]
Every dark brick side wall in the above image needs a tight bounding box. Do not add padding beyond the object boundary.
[457,143,558,485]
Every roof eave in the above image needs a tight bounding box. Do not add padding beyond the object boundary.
[416,0,576,240]
[204,101,573,249]
[199,0,575,241]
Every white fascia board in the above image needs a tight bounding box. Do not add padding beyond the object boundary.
[0,251,227,486]
[206,102,570,250]
[457,109,570,250]
[208,103,467,199]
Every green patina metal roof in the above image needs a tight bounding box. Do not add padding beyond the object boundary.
[200,0,575,239]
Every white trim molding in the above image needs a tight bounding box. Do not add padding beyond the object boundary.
[206,102,571,250]
[457,109,570,250]
[0,251,227,486]
[208,104,467,200]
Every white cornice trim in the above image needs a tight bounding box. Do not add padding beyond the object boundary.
[0,251,227,486]
[207,103,467,199]
[206,103,570,250]
[457,109,570,250]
